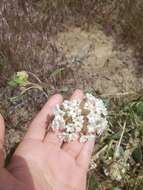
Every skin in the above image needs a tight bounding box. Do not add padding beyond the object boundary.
[0,90,95,190]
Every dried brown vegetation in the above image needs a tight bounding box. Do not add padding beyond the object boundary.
[1,0,143,82]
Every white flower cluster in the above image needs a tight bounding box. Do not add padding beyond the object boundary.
[51,93,108,143]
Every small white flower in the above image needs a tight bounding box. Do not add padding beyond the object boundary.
[79,135,88,143]
[87,125,96,133]
[95,98,107,116]
[68,133,78,141]
[65,124,75,133]
[51,93,108,143]
[88,134,95,141]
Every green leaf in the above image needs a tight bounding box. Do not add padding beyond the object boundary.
[8,71,29,87]
[89,175,99,190]
[132,146,142,163]
[8,80,17,87]
[15,71,29,85]
[108,187,122,190]
[111,131,122,140]
[135,101,143,117]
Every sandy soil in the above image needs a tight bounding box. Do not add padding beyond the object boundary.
[54,26,143,94]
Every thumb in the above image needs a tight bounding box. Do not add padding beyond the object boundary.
[0,114,5,168]
[76,138,95,171]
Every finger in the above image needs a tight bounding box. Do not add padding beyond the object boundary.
[24,94,63,141]
[0,114,5,167]
[62,89,84,158]
[45,89,84,148]
[70,89,84,102]
[76,139,95,170]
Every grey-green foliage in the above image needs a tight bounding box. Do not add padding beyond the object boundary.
[123,100,143,135]
[123,100,143,119]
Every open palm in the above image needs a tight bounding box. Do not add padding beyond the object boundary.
[1,90,95,190]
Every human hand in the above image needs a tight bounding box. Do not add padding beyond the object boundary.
[0,90,95,190]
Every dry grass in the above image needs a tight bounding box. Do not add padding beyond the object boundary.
[0,0,143,84]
